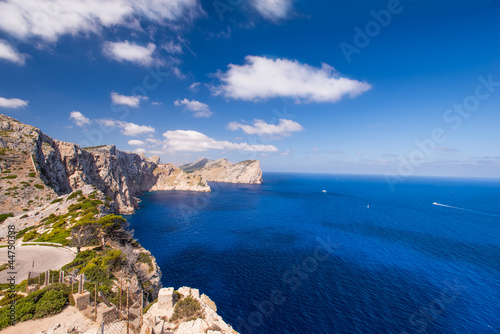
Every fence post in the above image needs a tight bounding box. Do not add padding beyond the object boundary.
[126,288,130,334]
[26,272,30,293]
[101,321,104,334]
[141,289,144,329]
[94,284,98,322]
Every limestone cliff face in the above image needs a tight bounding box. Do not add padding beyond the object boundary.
[181,158,263,184]
[150,163,210,192]
[0,115,208,214]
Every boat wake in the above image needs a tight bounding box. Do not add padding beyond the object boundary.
[432,202,500,218]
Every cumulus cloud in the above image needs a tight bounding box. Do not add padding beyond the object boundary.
[251,0,291,21]
[227,119,303,138]
[97,119,155,136]
[213,56,371,103]
[69,111,91,127]
[0,97,28,108]
[128,139,145,146]
[0,0,202,42]
[162,130,278,152]
[134,148,146,154]
[111,92,147,107]
[174,98,213,118]
[103,41,157,66]
[0,40,25,65]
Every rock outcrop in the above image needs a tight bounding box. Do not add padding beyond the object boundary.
[0,114,209,214]
[141,286,237,334]
[181,158,263,184]
[150,164,210,192]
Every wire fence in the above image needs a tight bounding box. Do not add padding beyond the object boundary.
[22,269,146,333]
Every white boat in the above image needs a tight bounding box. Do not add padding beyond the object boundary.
[322,190,327,193]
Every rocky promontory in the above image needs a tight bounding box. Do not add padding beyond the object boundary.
[180,158,263,184]
[0,115,210,214]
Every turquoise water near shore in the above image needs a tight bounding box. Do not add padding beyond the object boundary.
[125,173,500,333]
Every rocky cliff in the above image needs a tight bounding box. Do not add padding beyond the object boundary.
[0,114,209,214]
[180,158,263,184]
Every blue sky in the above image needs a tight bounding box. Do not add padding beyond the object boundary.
[0,0,499,178]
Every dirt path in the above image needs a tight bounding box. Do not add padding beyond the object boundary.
[0,245,75,284]
[0,305,99,334]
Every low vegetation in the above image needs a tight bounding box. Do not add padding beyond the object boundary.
[0,189,156,330]
[0,284,72,330]
[170,296,204,322]
[0,213,13,224]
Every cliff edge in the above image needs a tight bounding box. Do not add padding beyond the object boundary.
[0,114,209,214]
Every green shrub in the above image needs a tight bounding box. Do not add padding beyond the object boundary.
[170,296,203,322]
[23,230,39,242]
[0,284,71,329]
[28,172,36,177]
[20,214,28,219]
[50,198,63,204]
[35,228,70,245]
[34,184,44,189]
[67,190,83,201]
[0,213,13,223]
[1,175,17,179]
[16,226,34,239]
[138,252,153,272]
[1,170,11,174]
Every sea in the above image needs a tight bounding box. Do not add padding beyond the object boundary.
[125,173,500,334]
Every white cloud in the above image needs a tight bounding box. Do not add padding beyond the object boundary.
[163,41,183,54]
[103,41,157,66]
[227,119,303,138]
[0,0,202,42]
[111,92,147,107]
[0,40,25,65]
[174,98,213,118]
[162,130,278,152]
[69,111,91,127]
[251,0,291,21]
[280,149,291,156]
[188,82,201,92]
[97,119,155,136]
[146,138,161,144]
[128,139,145,146]
[134,148,146,154]
[213,56,371,103]
[0,97,28,108]
[151,102,162,106]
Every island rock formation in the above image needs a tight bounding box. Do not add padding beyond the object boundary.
[180,158,263,184]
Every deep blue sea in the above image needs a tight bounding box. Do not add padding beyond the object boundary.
[125,173,500,334]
